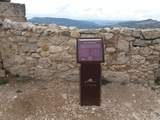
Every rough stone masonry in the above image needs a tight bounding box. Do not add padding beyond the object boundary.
[0,19,160,85]
[0,1,26,22]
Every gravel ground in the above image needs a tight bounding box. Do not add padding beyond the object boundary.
[0,77,160,120]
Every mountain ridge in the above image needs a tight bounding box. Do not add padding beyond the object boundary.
[28,17,100,29]
[28,17,160,29]
[111,19,160,28]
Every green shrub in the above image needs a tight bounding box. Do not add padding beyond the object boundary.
[0,78,9,85]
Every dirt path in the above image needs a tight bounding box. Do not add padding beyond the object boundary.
[0,77,160,120]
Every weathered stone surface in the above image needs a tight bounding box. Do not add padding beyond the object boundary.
[103,32,114,39]
[0,20,160,84]
[149,45,160,51]
[155,65,160,80]
[70,30,80,38]
[133,39,151,47]
[57,63,70,72]
[31,53,40,58]
[139,47,153,57]
[131,55,145,65]
[116,52,129,64]
[141,29,160,40]
[117,40,129,52]
[57,68,79,81]
[80,30,100,38]
[0,70,5,77]
[9,65,29,76]
[151,109,160,120]
[0,63,2,68]
[103,71,130,82]
[32,26,46,34]
[0,2,26,22]
[131,30,141,38]
[35,68,53,80]
[3,20,33,31]
[80,33,99,38]
[153,39,160,44]
[40,51,50,57]
[119,35,135,42]
[38,58,51,69]
[49,46,64,54]
[106,47,116,53]
[14,55,25,65]
[120,28,134,36]
[25,57,37,67]
[21,43,37,52]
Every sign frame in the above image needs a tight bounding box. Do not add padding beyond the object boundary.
[76,38,105,63]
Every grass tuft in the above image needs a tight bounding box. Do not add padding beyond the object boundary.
[0,78,9,85]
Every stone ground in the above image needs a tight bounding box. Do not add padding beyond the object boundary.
[0,77,160,120]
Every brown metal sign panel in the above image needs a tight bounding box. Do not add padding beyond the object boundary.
[80,63,101,106]
[77,38,104,63]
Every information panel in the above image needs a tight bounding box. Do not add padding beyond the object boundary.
[77,38,104,63]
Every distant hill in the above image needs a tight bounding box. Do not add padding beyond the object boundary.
[28,17,160,29]
[28,17,100,29]
[92,20,122,26]
[111,19,160,28]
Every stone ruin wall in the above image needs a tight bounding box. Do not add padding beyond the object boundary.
[0,19,160,85]
[0,2,26,22]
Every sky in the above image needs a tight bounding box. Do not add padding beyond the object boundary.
[12,0,160,20]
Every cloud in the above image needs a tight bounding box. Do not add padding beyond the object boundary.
[12,0,160,20]
[57,4,70,13]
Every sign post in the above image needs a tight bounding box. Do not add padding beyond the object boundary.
[77,38,104,106]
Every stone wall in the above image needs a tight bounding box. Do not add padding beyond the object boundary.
[0,2,26,22]
[0,19,160,85]
[0,52,5,77]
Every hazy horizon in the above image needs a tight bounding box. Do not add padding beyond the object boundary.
[28,16,159,22]
[12,0,160,21]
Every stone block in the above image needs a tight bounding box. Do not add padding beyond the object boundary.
[35,68,53,80]
[131,55,145,65]
[116,52,129,64]
[49,46,64,54]
[133,39,151,47]
[21,43,37,52]
[131,30,141,38]
[14,55,25,65]
[106,47,116,53]
[120,28,133,36]
[103,71,130,82]
[141,29,160,40]
[0,2,26,21]
[31,53,40,58]
[25,57,37,67]
[9,65,29,76]
[103,32,114,39]
[0,70,5,77]
[153,39,160,44]
[70,30,80,38]
[0,62,2,68]
[117,40,129,52]
[38,58,51,69]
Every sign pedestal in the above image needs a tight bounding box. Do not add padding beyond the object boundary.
[80,63,101,106]
[76,38,104,106]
